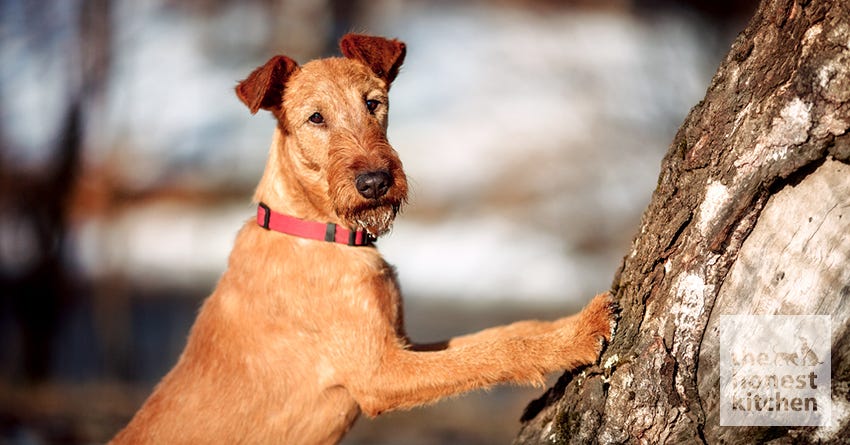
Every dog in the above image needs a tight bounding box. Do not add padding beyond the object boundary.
[109,33,615,445]
[799,337,823,366]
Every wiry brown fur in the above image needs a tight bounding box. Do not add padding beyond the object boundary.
[110,34,615,445]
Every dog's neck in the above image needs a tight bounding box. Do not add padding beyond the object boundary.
[253,128,344,228]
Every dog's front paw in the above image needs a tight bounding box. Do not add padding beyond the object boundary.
[581,291,618,343]
[553,292,618,370]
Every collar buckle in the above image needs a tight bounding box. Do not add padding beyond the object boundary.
[258,202,271,230]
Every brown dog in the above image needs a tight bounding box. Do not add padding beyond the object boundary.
[110,34,615,445]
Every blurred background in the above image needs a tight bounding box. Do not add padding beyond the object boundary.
[0,0,755,443]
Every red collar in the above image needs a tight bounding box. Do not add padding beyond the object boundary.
[256,203,375,247]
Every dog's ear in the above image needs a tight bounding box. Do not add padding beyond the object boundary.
[235,55,299,114]
[340,34,406,87]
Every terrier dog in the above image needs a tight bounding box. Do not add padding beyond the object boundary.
[110,34,615,445]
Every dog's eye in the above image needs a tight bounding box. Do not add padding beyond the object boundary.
[308,112,324,124]
[365,99,380,113]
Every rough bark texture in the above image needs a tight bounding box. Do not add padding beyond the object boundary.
[515,0,850,443]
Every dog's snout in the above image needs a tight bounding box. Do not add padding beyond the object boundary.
[355,171,392,200]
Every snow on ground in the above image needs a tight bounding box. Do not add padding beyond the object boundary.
[379,217,607,303]
[72,201,250,290]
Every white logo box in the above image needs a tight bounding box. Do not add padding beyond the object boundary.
[719,315,831,427]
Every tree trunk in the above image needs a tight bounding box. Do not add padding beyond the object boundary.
[515,0,850,443]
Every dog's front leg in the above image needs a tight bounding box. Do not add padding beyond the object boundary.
[345,293,615,416]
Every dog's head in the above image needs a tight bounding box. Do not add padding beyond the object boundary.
[236,34,408,236]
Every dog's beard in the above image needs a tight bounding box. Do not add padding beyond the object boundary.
[340,202,400,236]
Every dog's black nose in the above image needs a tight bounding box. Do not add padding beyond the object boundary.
[355,171,392,200]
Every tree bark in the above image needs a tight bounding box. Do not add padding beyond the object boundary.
[515,0,850,443]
